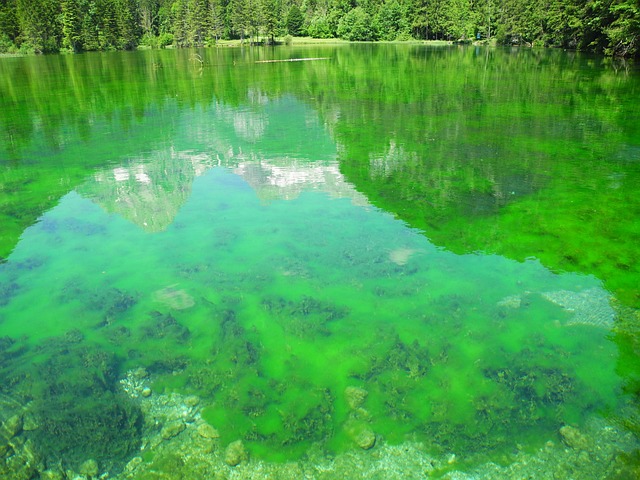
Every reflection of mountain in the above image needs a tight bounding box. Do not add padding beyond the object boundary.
[79,146,368,232]
[234,158,369,205]
[78,149,213,232]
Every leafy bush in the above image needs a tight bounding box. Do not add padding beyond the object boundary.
[0,34,17,53]
[158,33,174,48]
[307,15,333,39]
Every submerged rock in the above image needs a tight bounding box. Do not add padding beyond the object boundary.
[354,428,376,450]
[40,470,65,480]
[2,413,23,438]
[153,285,195,310]
[497,294,522,309]
[197,423,220,439]
[224,440,249,466]
[344,419,377,450]
[541,288,614,328]
[78,458,99,477]
[389,248,417,266]
[161,420,186,440]
[559,425,590,450]
[345,386,368,410]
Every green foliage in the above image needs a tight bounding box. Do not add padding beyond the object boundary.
[307,13,333,38]
[15,0,60,53]
[0,0,20,42]
[0,0,637,56]
[263,0,282,43]
[116,0,140,50]
[375,0,408,41]
[606,0,640,56]
[286,3,304,36]
[337,7,377,41]
[0,32,16,52]
[61,0,82,52]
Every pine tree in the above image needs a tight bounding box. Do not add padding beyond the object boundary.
[116,0,140,49]
[62,0,82,51]
[0,0,20,44]
[263,0,281,43]
[208,0,225,43]
[229,0,248,41]
[187,0,208,46]
[16,0,60,52]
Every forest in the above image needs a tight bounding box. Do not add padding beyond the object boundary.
[0,0,638,56]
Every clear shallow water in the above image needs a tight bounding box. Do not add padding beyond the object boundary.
[0,45,639,476]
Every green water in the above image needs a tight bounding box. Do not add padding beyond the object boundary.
[1,45,639,475]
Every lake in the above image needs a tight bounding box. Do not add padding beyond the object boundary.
[0,44,639,479]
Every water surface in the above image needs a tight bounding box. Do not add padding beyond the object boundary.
[0,45,639,477]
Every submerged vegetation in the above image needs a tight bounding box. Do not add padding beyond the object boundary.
[0,0,639,55]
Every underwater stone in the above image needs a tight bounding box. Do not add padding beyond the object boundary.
[141,387,152,397]
[354,427,376,450]
[197,423,220,439]
[124,456,143,473]
[131,367,149,380]
[39,470,64,480]
[345,386,368,410]
[22,413,39,431]
[224,440,248,466]
[497,294,522,309]
[345,419,376,450]
[2,413,23,438]
[161,420,186,440]
[78,458,99,477]
[560,425,589,450]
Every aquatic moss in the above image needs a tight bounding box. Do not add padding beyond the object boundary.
[31,392,142,471]
[141,311,191,343]
[0,331,144,472]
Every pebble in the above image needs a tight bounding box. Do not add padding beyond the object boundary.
[224,440,249,466]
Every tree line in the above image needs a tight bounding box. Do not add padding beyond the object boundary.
[0,0,638,56]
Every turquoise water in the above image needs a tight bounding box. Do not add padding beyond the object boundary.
[0,45,639,477]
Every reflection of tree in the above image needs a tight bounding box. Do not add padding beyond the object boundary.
[0,45,638,307]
